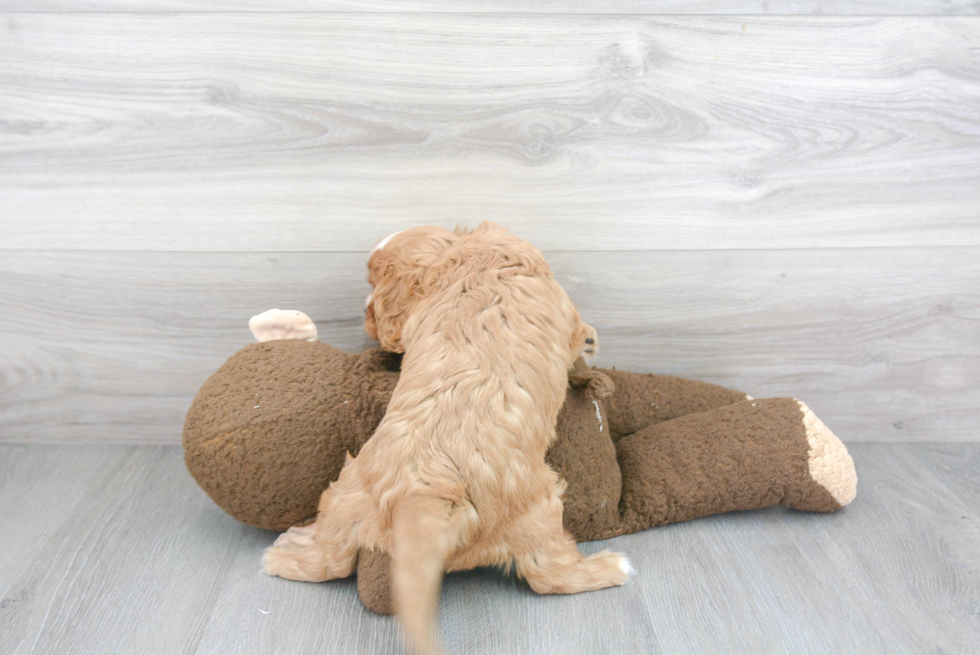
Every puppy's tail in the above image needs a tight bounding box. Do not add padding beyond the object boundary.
[392,493,462,655]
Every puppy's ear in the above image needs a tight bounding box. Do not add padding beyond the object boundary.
[364,294,379,341]
[367,226,460,352]
[369,250,425,353]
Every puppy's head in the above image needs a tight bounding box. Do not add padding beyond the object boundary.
[365,226,460,352]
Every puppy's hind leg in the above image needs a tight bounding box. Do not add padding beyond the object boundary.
[512,489,631,595]
[263,485,362,583]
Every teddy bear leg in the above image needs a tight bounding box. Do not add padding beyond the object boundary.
[357,548,395,615]
[612,398,857,536]
[599,369,750,440]
[792,401,857,510]
[248,308,318,342]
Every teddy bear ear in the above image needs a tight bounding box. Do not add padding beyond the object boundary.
[369,262,414,353]
[249,308,318,343]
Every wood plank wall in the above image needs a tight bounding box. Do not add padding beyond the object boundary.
[1,2,978,443]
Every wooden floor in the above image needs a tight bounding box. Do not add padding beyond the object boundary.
[0,442,977,654]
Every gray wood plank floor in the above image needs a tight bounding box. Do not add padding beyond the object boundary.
[1,443,977,654]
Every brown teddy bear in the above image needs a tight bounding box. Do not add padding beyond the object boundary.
[183,310,856,614]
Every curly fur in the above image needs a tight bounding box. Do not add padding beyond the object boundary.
[264,223,628,655]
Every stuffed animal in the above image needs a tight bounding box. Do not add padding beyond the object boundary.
[183,310,856,614]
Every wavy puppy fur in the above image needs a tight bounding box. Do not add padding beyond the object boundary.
[264,223,629,654]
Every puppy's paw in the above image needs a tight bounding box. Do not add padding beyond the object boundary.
[249,309,318,343]
[617,555,636,584]
[581,323,599,364]
[263,541,325,582]
[577,549,633,589]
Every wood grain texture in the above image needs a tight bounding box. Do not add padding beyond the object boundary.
[0,446,137,598]
[1,247,976,444]
[561,247,980,443]
[2,14,979,251]
[1,1,978,14]
[0,443,978,653]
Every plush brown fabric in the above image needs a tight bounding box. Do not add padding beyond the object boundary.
[546,363,621,541]
[182,339,853,616]
[602,369,748,441]
[183,341,399,531]
[613,397,841,538]
[356,549,393,615]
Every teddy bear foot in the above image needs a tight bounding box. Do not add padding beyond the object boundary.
[249,308,318,343]
[798,401,858,508]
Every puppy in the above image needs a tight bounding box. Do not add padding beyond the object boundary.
[264,223,628,654]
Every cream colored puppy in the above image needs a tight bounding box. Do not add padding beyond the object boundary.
[264,223,627,654]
